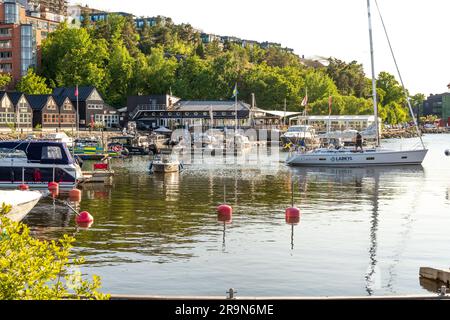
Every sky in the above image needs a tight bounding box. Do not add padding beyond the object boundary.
[69,0,450,96]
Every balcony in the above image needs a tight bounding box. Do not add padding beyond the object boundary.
[130,104,167,120]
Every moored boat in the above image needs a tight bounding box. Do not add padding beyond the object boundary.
[0,190,42,222]
[0,140,83,189]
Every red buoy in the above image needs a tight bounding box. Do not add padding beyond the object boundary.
[285,207,300,219]
[285,215,300,225]
[50,189,59,198]
[76,211,94,225]
[18,184,29,191]
[218,212,232,224]
[48,181,59,191]
[76,221,93,228]
[69,188,82,202]
[217,204,233,216]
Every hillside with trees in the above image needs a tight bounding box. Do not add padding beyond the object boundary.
[31,14,425,124]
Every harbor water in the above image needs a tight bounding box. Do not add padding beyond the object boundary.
[23,134,450,297]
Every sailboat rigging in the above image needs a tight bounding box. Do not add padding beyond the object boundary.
[286,0,427,167]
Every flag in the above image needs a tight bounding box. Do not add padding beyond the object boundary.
[232,83,238,98]
[75,85,79,97]
[328,95,332,115]
[301,94,308,107]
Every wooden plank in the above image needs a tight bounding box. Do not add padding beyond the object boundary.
[420,267,450,284]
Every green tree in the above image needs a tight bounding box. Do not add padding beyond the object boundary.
[41,23,110,94]
[15,69,52,94]
[0,73,12,89]
[0,205,109,300]
[143,47,177,94]
[326,58,370,97]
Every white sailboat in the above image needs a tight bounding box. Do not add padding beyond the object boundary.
[286,0,427,167]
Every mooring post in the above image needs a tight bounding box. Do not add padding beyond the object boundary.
[226,288,237,299]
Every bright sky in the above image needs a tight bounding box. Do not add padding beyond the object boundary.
[70,0,449,96]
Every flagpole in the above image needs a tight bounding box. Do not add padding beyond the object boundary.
[76,85,79,138]
[235,84,238,132]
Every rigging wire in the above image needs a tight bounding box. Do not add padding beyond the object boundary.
[373,0,426,149]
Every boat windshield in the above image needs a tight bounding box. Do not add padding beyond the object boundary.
[0,148,27,158]
[287,126,308,133]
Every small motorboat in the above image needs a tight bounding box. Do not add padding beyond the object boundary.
[0,190,42,222]
[149,154,182,174]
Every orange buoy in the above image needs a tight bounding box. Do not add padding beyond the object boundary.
[76,211,94,225]
[285,207,300,219]
[48,181,59,191]
[18,184,29,191]
[69,188,82,202]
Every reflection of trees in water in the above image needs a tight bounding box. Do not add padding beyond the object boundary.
[295,166,424,296]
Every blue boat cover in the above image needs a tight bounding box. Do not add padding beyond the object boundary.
[0,141,74,165]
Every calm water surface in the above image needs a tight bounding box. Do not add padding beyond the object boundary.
[24,134,450,296]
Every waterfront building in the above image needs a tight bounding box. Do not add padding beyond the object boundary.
[127,94,251,129]
[52,86,119,129]
[52,94,75,129]
[289,115,379,133]
[422,85,450,126]
[27,94,59,130]
[4,91,32,130]
[0,1,60,84]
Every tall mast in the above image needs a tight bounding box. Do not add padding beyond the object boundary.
[367,0,380,147]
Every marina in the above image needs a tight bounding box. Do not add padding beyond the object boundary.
[16,134,450,297]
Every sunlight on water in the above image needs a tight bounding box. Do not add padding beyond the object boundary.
[23,134,450,296]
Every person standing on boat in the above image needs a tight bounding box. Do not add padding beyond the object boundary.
[355,132,363,152]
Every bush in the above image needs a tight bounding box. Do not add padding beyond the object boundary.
[0,205,109,300]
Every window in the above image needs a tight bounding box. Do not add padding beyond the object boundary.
[0,112,15,123]
[0,51,12,59]
[63,102,72,111]
[0,63,12,72]
[88,104,103,110]
[47,103,56,110]
[60,114,75,124]
[41,146,62,160]
[4,3,19,24]
[43,114,59,124]
[0,28,11,37]
[0,40,11,48]
[21,25,35,76]
[19,113,31,124]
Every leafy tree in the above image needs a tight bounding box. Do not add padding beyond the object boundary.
[0,205,108,300]
[326,58,369,97]
[15,69,52,94]
[143,47,177,94]
[41,23,110,94]
[0,73,11,89]
[105,39,134,106]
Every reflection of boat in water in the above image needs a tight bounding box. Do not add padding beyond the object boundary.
[292,164,425,295]
[0,190,42,222]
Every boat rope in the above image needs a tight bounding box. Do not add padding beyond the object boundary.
[373,0,426,149]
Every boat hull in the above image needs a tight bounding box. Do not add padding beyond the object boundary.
[1,191,42,222]
[286,149,428,167]
[152,163,179,173]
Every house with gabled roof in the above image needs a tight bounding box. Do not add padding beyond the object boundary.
[27,94,59,130]
[52,86,119,128]
[52,95,76,129]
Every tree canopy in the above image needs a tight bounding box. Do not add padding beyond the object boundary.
[36,14,422,123]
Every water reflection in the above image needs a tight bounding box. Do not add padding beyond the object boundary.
[293,165,425,295]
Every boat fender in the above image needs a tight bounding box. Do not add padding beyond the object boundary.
[445,149,450,156]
